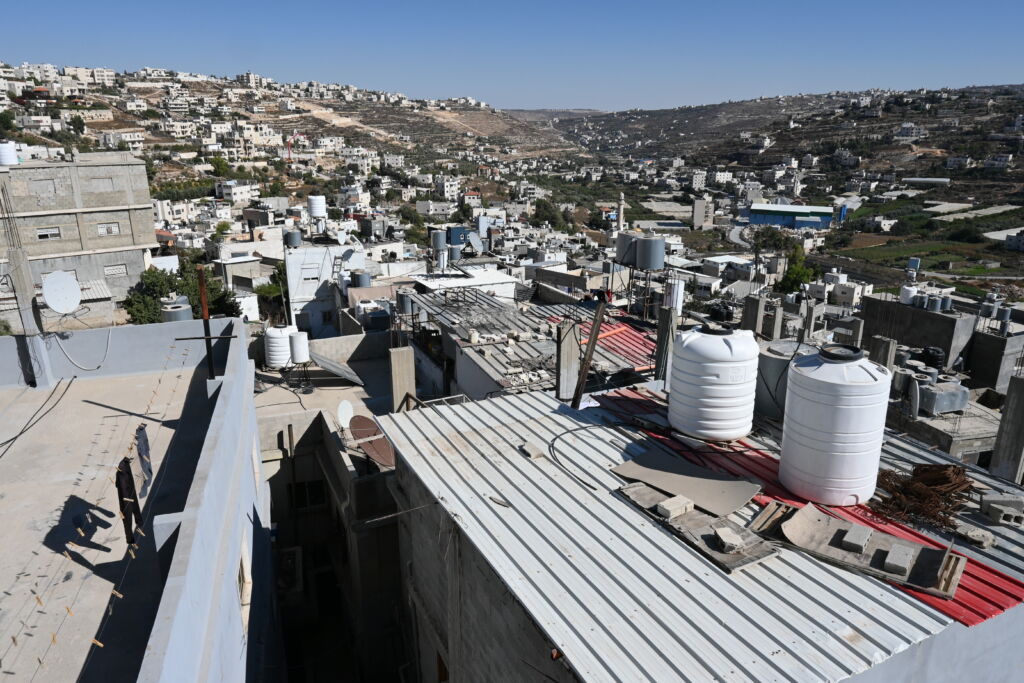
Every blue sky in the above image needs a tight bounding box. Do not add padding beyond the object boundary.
[5,0,1022,110]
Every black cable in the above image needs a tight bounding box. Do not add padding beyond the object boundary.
[0,378,66,448]
[0,377,76,460]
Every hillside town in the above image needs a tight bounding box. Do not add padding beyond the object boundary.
[1,54,1024,682]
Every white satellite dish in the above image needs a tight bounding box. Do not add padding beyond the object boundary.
[41,270,81,315]
[336,400,354,430]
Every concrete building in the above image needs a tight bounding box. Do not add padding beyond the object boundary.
[0,152,158,300]
[748,203,839,230]
[0,319,278,681]
[377,388,1024,682]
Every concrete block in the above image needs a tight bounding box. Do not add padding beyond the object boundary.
[980,493,1024,515]
[884,544,915,575]
[655,495,694,520]
[714,526,747,553]
[841,525,873,553]
[954,523,996,549]
[986,503,1024,527]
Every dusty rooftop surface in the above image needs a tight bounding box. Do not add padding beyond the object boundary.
[0,349,209,681]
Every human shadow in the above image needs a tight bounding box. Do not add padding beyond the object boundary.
[42,495,124,583]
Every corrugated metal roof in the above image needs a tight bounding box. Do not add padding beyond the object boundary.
[378,392,951,682]
[596,387,1024,627]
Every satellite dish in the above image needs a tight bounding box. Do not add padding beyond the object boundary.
[336,400,354,429]
[341,248,355,261]
[467,232,484,254]
[41,270,81,314]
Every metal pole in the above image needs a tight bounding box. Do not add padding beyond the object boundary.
[571,300,606,410]
[196,266,216,379]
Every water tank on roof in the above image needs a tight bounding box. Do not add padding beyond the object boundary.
[779,344,892,506]
[350,270,371,288]
[396,287,414,315]
[364,309,391,331]
[264,325,297,369]
[908,257,922,271]
[448,245,462,262]
[996,305,1012,322]
[755,340,816,421]
[913,293,927,308]
[941,295,953,312]
[307,195,328,218]
[284,230,302,248]
[615,233,637,266]
[927,295,942,312]
[289,331,310,364]
[160,303,192,323]
[430,229,447,252]
[635,237,665,271]
[0,142,19,166]
[663,279,686,314]
[668,326,759,441]
[980,301,996,317]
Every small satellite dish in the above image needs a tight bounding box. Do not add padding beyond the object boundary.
[41,270,81,314]
[341,248,355,262]
[336,400,354,430]
[467,232,484,254]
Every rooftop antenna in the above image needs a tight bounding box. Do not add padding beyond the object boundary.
[41,270,82,315]
[336,399,354,433]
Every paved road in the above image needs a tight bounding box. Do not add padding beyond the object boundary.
[727,224,750,248]
[919,270,1024,281]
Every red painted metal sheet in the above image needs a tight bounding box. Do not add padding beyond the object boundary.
[545,315,656,372]
[596,387,1024,627]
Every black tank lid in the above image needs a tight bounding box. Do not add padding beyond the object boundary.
[700,324,734,336]
[820,343,864,362]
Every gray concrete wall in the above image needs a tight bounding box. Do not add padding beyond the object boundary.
[138,321,276,682]
[852,602,1024,682]
[308,330,398,363]
[0,248,150,300]
[967,331,1024,393]
[394,462,578,683]
[859,296,975,368]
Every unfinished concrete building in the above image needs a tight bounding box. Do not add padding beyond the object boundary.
[0,151,157,301]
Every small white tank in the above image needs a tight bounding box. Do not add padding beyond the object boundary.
[663,278,686,314]
[899,285,918,305]
[264,325,297,369]
[779,344,892,506]
[289,331,310,364]
[0,142,19,166]
[307,195,328,218]
[668,326,759,441]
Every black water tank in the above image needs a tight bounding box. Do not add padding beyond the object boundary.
[922,346,946,370]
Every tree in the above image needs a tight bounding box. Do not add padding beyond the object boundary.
[69,115,85,135]
[0,110,16,133]
[531,198,565,229]
[211,221,232,242]
[209,156,231,177]
[123,250,240,324]
[776,246,816,293]
[449,203,474,223]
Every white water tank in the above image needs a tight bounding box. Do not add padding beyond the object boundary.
[0,142,18,166]
[289,331,310,364]
[899,285,918,305]
[779,344,892,506]
[668,326,759,441]
[307,195,328,218]
[663,278,686,314]
[264,324,297,369]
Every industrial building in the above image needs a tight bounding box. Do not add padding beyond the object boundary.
[0,151,158,301]
[748,202,841,230]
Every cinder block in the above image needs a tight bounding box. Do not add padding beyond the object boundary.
[987,503,1024,527]
[954,523,996,548]
[980,493,1024,515]
[655,495,694,520]
[714,526,747,553]
[841,525,873,553]
[884,544,915,575]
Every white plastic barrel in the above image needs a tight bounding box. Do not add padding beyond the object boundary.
[899,285,918,305]
[668,326,759,441]
[779,344,892,506]
[289,331,310,364]
[307,195,327,218]
[264,325,297,369]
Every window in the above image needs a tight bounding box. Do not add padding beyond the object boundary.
[97,222,120,236]
[103,264,128,278]
[36,227,61,241]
